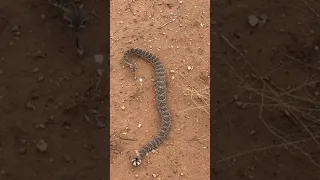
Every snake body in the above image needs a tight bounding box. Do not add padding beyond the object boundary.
[123,48,171,167]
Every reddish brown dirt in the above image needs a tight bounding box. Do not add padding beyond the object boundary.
[213,0,320,179]
[110,0,210,180]
[0,0,109,179]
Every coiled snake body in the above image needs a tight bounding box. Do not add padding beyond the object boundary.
[123,48,171,167]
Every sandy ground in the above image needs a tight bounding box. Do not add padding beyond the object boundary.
[110,0,210,180]
[0,0,109,179]
[213,0,320,179]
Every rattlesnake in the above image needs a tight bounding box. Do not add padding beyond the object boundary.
[48,0,89,32]
[123,48,172,167]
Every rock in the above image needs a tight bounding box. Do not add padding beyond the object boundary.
[63,154,71,162]
[30,50,45,59]
[37,123,46,129]
[11,25,20,32]
[249,130,256,135]
[40,14,46,20]
[25,101,35,110]
[36,139,48,152]
[233,95,238,100]
[33,67,39,73]
[37,76,44,82]
[248,15,259,27]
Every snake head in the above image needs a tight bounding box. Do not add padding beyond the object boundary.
[63,6,89,32]
[129,63,137,72]
[132,157,141,167]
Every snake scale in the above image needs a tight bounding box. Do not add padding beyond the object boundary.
[123,48,172,167]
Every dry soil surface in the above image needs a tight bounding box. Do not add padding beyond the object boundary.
[110,0,210,180]
[213,0,320,179]
[0,0,109,179]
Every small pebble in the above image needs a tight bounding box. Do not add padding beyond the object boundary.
[63,154,71,162]
[152,174,157,178]
[40,14,46,20]
[187,66,193,71]
[19,147,27,154]
[38,76,44,82]
[121,105,125,110]
[235,101,247,109]
[33,67,39,73]
[249,130,256,135]
[248,15,259,27]
[30,50,45,59]
[36,139,48,152]
[11,25,20,32]
[180,173,184,176]
[25,101,35,110]
[170,70,175,73]
[38,123,46,129]
[0,170,7,175]
[14,31,21,37]
[232,95,238,100]
[138,124,142,128]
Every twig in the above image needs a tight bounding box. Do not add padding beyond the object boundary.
[302,0,320,17]
[216,135,320,165]
[284,53,320,70]
[263,80,320,147]
[213,55,293,115]
[219,34,255,73]
[176,73,210,114]
[119,135,138,141]
[158,19,176,29]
